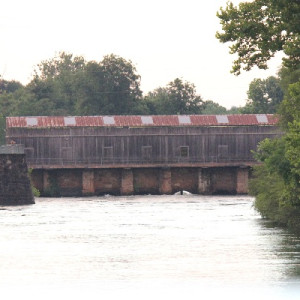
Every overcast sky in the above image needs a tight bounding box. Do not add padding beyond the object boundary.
[1,0,283,109]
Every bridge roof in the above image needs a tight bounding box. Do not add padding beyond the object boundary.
[6,114,278,128]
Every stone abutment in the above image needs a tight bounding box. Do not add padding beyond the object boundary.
[0,145,35,205]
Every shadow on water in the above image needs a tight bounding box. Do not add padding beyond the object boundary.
[257,217,300,280]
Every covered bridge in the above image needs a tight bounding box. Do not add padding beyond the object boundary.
[6,114,280,196]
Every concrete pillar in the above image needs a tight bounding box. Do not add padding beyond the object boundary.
[159,168,172,194]
[236,167,249,194]
[198,168,211,194]
[121,168,134,195]
[82,170,95,195]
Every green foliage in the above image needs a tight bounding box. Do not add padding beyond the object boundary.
[0,52,259,119]
[28,169,40,197]
[250,99,300,232]
[32,186,40,197]
[144,78,204,114]
[278,81,300,128]
[0,116,5,145]
[28,52,86,115]
[202,100,227,115]
[216,0,300,233]
[253,133,300,207]
[253,137,291,183]
[226,106,243,114]
[0,77,23,94]
[27,52,146,116]
[278,66,300,94]
[250,150,300,233]
[250,165,300,233]
[285,120,300,178]
[216,0,300,75]
[246,76,284,113]
[249,165,285,221]
[0,80,26,144]
[75,54,146,115]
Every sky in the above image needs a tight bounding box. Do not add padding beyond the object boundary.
[1,0,283,109]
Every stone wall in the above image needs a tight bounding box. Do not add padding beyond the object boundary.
[0,150,35,205]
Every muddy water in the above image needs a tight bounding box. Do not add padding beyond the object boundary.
[0,195,299,299]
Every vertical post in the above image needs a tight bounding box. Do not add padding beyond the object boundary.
[121,168,134,195]
[236,167,249,194]
[159,168,172,194]
[82,170,95,195]
[198,168,211,194]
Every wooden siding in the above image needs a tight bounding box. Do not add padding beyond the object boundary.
[6,124,281,169]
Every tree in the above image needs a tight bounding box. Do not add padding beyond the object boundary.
[93,54,143,115]
[75,54,146,115]
[101,54,142,113]
[246,76,284,113]
[33,52,86,81]
[27,52,146,116]
[227,106,243,114]
[0,77,23,94]
[249,75,300,232]
[216,0,300,75]
[145,78,204,115]
[279,80,300,128]
[217,0,300,232]
[28,52,86,115]
[202,100,227,115]
[0,78,25,144]
[285,120,300,181]
[144,87,169,115]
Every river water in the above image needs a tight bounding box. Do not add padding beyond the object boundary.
[0,195,300,299]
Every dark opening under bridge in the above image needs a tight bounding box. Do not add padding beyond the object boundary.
[6,114,281,196]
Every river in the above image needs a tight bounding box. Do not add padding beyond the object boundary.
[0,195,299,299]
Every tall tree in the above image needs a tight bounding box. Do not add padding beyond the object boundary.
[75,54,145,115]
[246,76,284,113]
[27,52,146,116]
[216,0,300,75]
[145,78,204,115]
[216,0,300,232]
[95,54,143,114]
[28,52,86,115]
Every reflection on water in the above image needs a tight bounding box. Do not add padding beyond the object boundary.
[0,195,299,299]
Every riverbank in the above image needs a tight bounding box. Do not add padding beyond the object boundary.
[249,165,300,235]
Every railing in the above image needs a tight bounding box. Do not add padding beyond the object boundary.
[26,155,257,168]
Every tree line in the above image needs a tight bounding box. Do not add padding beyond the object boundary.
[217,0,300,233]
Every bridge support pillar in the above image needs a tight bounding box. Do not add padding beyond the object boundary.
[236,167,249,194]
[159,168,172,194]
[198,168,211,194]
[121,168,134,195]
[82,170,95,195]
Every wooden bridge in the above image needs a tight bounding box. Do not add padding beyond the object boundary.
[6,115,281,196]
